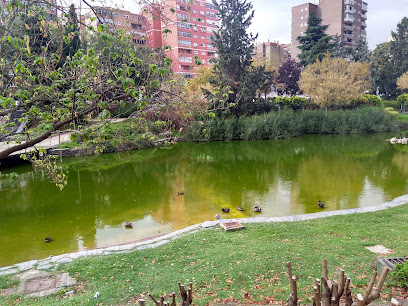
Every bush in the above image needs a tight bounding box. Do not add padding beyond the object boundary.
[383,100,400,111]
[272,97,308,110]
[349,94,382,108]
[397,93,408,112]
[389,261,408,289]
[184,107,397,142]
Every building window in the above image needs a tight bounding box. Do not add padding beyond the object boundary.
[193,34,198,38]
[193,26,198,31]
[200,27,206,32]
[201,43,205,47]
[201,51,206,55]
[201,35,205,39]
[179,56,193,63]
[193,10,197,14]
[194,51,198,54]
[301,16,303,19]
[178,22,191,29]
[124,15,129,19]
[301,8,303,12]
[305,8,308,11]
[178,31,192,38]
[300,23,303,27]
[114,21,121,25]
[193,42,198,47]
[178,39,192,46]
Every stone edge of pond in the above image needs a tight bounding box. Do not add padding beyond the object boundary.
[1,194,408,276]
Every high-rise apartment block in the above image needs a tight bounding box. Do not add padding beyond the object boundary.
[291,0,368,60]
[253,41,291,67]
[144,0,219,79]
[82,7,146,46]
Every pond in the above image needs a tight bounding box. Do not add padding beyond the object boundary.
[1,133,408,267]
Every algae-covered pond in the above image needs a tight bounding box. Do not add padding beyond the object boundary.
[1,133,408,267]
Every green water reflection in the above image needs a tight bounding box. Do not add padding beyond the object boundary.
[1,134,408,267]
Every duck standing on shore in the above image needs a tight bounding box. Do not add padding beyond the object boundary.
[124,222,133,229]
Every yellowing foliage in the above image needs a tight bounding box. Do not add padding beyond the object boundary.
[183,65,214,113]
[397,71,408,91]
[299,54,370,110]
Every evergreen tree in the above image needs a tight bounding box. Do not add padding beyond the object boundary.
[62,4,81,60]
[297,14,333,67]
[210,0,268,117]
[352,37,371,62]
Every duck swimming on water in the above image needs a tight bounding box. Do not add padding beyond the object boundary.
[317,201,326,208]
[253,206,262,212]
[221,208,230,213]
[44,236,51,243]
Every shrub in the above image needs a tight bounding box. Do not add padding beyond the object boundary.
[272,97,308,110]
[397,93,408,112]
[184,107,397,141]
[389,261,408,289]
[382,100,400,111]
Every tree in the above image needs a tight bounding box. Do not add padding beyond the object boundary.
[62,4,81,61]
[332,36,370,62]
[277,59,302,96]
[370,42,395,97]
[209,0,268,117]
[297,14,333,67]
[299,54,370,111]
[397,71,408,91]
[390,17,408,84]
[0,1,173,160]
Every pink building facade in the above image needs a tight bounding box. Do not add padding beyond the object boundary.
[145,0,219,79]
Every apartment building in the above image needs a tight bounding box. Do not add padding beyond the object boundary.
[82,7,146,46]
[253,41,291,68]
[291,0,368,60]
[144,0,219,79]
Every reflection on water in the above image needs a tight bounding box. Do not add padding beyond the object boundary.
[1,133,408,266]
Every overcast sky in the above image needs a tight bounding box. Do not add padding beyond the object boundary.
[84,0,408,50]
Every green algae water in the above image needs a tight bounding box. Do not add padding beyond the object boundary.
[1,133,408,267]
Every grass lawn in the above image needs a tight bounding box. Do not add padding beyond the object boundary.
[1,204,408,305]
[398,113,408,123]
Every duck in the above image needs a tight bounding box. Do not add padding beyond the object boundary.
[44,236,51,243]
[221,208,230,213]
[124,221,133,229]
[253,206,262,212]
[177,192,185,196]
[317,201,326,208]
[237,206,243,211]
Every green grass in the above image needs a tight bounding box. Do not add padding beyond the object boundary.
[398,113,408,122]
[0,275,19,290]
[1,204,408,305]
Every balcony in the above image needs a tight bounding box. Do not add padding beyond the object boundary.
[344,0,355,5]
[344,6,354,14]
[344,32,353,39]
[344,13,354,23]
[344,24,354,31]
[362,2,368,12]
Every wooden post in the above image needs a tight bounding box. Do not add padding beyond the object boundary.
[148,293,160,306]
[287,262,298,306]
[171,292,176,306]
[344,278,353,306]
[138,299,146,306]
[187,283,193,305]
[356,268,389,305]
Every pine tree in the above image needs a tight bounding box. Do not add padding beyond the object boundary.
[62,4,81,60]
[297,14,333,67]
[210,0,268,117]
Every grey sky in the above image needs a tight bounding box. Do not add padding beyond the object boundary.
[84,0,407,50]
[249,0,408,50]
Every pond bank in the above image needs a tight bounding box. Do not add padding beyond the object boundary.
[1,194,407,276]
